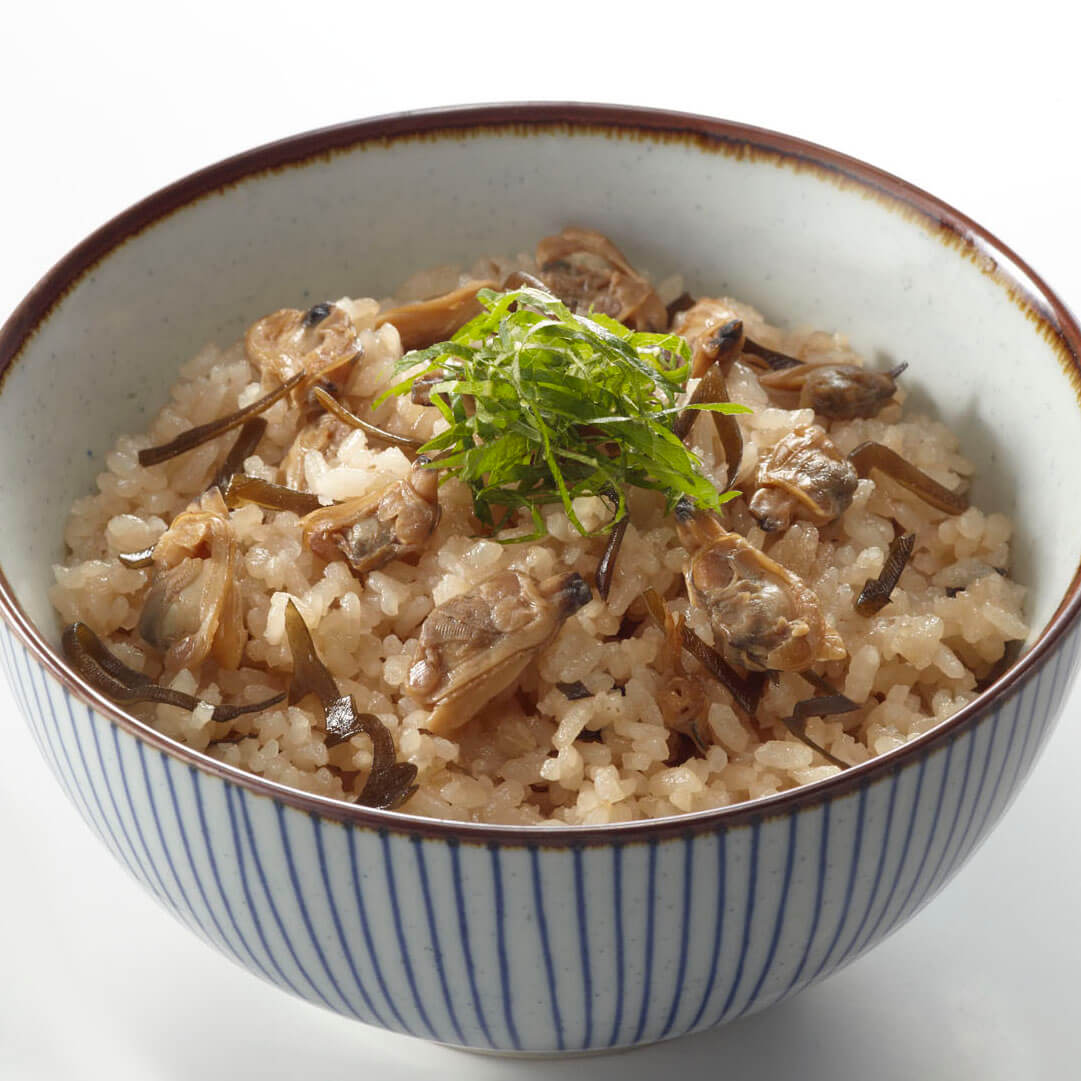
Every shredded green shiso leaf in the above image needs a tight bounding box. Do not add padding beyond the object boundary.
[377,287,750,541]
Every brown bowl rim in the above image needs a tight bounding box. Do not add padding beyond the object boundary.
[1,101,1078,845]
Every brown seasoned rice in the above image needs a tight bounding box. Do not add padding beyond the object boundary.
[50,251,1027,825]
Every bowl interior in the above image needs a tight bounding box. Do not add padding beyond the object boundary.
[2,116,1078,668]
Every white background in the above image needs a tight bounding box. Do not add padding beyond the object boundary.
[2,2,1079,1078]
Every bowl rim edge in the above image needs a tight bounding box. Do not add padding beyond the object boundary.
[1,100,1079,844]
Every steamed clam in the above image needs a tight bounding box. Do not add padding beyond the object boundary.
[675,500,845,673]
[671,298,747,377]
[245,301,361,392]
[376,279,499,351]
[138,488,245,673]
[759,361,905,420]
[301,457,441,576]
[748,425,858,533]
[407,570,592,734]
[535,227,667,332]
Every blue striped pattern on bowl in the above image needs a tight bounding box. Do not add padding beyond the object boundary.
[3,615,1076,1053]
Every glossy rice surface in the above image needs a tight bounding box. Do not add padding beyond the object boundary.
[49,254,1028,824]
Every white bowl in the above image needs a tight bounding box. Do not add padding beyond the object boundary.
[1,104,1078,1054]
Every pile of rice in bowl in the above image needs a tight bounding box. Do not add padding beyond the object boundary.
[50,229,1028,825]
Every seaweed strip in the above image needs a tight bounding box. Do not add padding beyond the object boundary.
[213,418,268,491]
[678,623,766,718]
[596,515,629,600]
[138,372,303,467]
[222,474,323,516]
[61,622,284,722]
[856,532,916,615]
[741,337,804,371]
[117,546,156,569]
[312,386,424,450]
[848,441,968,515]
[283,600,416,809]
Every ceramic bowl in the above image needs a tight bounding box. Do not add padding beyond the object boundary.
[1,104,1079,1055]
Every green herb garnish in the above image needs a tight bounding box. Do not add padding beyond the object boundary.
[377,287,749,540]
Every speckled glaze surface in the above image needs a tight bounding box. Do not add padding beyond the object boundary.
[1,104,1080,1053]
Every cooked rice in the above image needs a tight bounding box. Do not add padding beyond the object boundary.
[49,252,1027,825]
